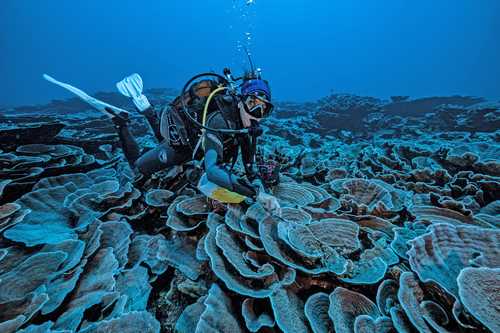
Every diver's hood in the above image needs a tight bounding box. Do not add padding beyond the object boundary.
[241,79,272,101]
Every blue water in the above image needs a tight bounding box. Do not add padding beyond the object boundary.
[1,0,500,107]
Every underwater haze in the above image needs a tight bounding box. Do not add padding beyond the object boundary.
[2,0,500,106]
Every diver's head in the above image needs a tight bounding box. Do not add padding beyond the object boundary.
[239,75,274,128]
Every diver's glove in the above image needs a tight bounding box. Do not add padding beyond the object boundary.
[116,73,151,112]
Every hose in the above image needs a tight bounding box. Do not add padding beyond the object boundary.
[202,86,228,127]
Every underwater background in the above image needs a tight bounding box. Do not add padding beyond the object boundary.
[1,1,499,333]
[2,0,500,106]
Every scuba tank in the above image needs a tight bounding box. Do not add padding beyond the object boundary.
[160,76,224,149]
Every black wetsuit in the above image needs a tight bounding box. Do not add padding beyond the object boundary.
[114,95,260,199]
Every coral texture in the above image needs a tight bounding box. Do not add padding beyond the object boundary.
[0,92,498,332]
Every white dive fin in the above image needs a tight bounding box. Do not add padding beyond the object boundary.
[116,73,143,97]
[43,74,129,118]
[116,73,151,112]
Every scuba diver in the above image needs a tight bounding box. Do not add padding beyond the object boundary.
[43,63,281,215]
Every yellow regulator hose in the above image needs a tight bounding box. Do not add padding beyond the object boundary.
[202,86,228,127]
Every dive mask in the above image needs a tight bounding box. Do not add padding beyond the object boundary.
[244,93,274,118]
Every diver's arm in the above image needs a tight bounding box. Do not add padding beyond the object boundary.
[205,150,280,214]
[204,149,257,198]
[202,110,262,199]
[204,132,281,215]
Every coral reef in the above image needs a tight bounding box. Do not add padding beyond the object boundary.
[0,91,499,332]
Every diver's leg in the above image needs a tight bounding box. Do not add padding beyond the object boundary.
[143,106,163,142]
[134,141,191,176]
[112,117,141,166]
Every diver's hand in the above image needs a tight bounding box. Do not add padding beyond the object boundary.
[257,191,282,217]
